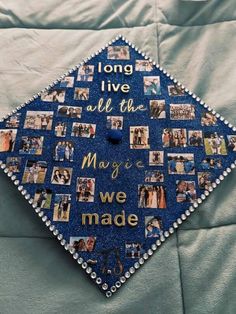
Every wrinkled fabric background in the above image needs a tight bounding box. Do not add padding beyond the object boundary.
[0,1,236,313]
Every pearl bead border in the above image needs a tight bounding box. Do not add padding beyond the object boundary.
[0,34,236,298]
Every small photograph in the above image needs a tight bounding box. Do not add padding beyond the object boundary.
[130,126,150,149]
[71,122,96,138]
[138,185,166,209]
[145,170,164,182]
[0,129,17,152]
[227,135,236,152]
[69,236,96,252]
[53,194,71,222]
[76,177,96,202]
[59,76,74,88]
[51,167,72,185]
[162,128,187,148]
[6,157,21,173]
[200,158,222,170]
[145,216,163,238]
[6,113,21,128]
[201,112,217,126]
[170,104,195,120]
[23,111,53,130]
[198,172,215,190]
[77,65,95,81]
[19,136,44,155]
[41,89,65,103]
[204,132,227,155]
[125,243,144,258]
[74,88,89,100]
[143,76,161,96]
[107,45,130,60]
[149,151,164,166]
[54,122,67,137]
[57,105,82,118]
[106,116,123,130]
[33,188,52,209]
[188,130,203,146]
[150,100,166,119]
[135,60,153,72]
[168,85,185,96]
[22,160,47,184]
[168,153,195,175]
[54,141,74,162]
[176,180,197,203]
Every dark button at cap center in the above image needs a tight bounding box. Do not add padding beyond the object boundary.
[107,129,123,144]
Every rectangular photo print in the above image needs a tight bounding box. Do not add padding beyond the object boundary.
[150,100,166,119]
[60,76,74,88]
[145,216,163,238]
[33,188,52,209]
[130,126,150,149]
[170,104,195,120]
[201,112,217,126]
[57,105,82,118]
[149,151,164,166]
[107,46,130,60]
[188,130,203,146]
[77,65,95,81]
[176,180,197,203]
[0,129,17,152]
[162,128,187,148]
[76,177,95,202]
[144,76,161,96]
[6,113,21,128]
[23,111,53,130]
[227,135,236,152]
[71,123,96,138]
[198,172,215,190]
[106,116,123,130]
[168,85,185,96]
[168,153,195,175]
[41,89,65,103]
[204,132,227,155]
[51,167,72,185]
[22,160,47,184]
[54,122,67,137]
[6,157,21,173]
[74,88,89,100]
[145,170,164,183]
[138,185,166,209]
[200,158,222,170]
[125,243,144,258]
[53,194,71,222]
[135,60,153,72]
[19,136,44,155]
[69,236,96,252]
[54,141,74,162]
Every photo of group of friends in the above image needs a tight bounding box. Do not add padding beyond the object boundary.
[130,126,150,149]
[188,130,203,146]
[54,122,67,137]
[71,122,96,138]
[176,180,197,203]
[149,151,164,166]
[6,157,21,172]
[149,100,166,119]
[0,129,17,152]
[198,172,214,190]
[168,85,185,96]
[74,87,89,100]
[107,46,130,60]
[51,167,72,185]
[162,128,187,148]
[76,177,95,202]
[57,105,82,118]
[168,153,195,175]
[69,236,96,252]
[170,104,195,120]
[204,132,227,155]
[145,170,164,182]
[53,194,71,222]
[145,216,163,238]
[125,243,144,258]
[19,136,44,155]
[54,141,74,162]
[135,60,153,72]
[106,116,123,130]
[77,65,95,81]
[60,76,74,88]
[22,160,47,184]
[6,113,21,128]
[201,112,218,126]
[41,89,65,103]
[143,76,161,96]
[138,185,166,208]
[24,111,53,130]
[200,158,222,170]
[227,135,236,151]
[33,188,52,209]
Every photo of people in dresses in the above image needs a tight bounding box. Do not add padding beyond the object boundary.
[6,157,21,173]
[135,60,153,71]
[0,129,17,152]
[59,76,74,88]
[57,105,82,118]
[145,170,164,182]
[138,185,166,208]
[168,153,195,175]
[41,89,65,103]
[162,128,187,148]
[204,132,227,155]
[200,158,222,170]
[33,188,52,209]
[150,100,166,119]
[198,172,215,190]
[188,130,203,146]
[24,111,53,130]
[19,136,44,155]
[125,243,144,258]
[53,141,74,162]
[53,194,71,222]
[227,135,236,151]
[149,151,164,166]
[77,65,95,81]
[168,85,185,96]
[107,46,130,60]
[51,167,72,185]
[22,160,47,184]
[69,236,96,252]
[143,76,161,95]
[170,104,195,120]
[201,112,217,126]
[71,123,96,138]
[106,116,123,130]
[76,177,95,202]
[54,122,67,137]
[130,126,150,149]
[145,216,163,238]
[6,113,21,128]
[74,88,89,100]
[176,180,197,203]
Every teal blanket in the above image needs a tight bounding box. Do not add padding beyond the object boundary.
[0,1,235,313]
